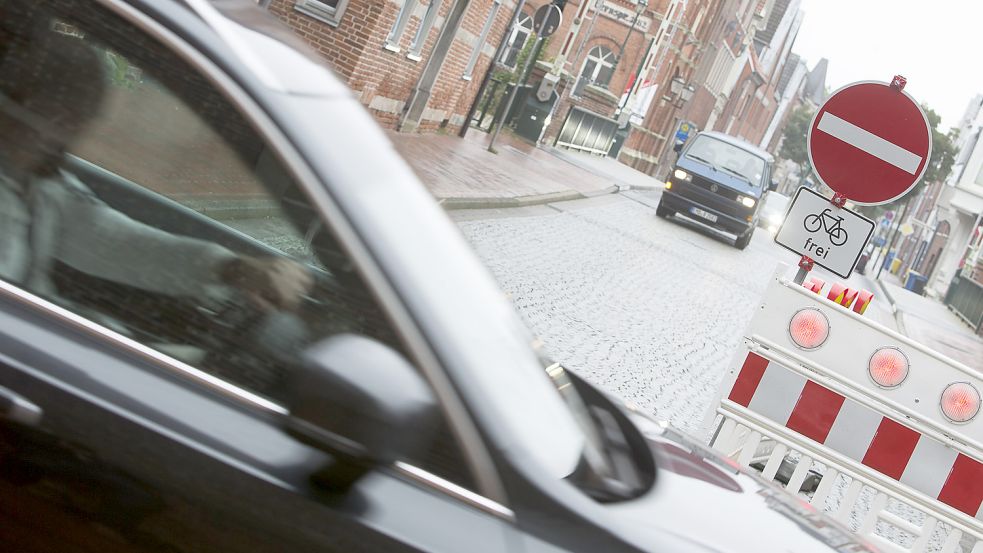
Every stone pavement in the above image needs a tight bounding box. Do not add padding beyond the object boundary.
[873,277,983,372]
[388,129,661,209]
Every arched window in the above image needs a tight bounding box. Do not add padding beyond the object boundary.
[499,13,533,68]
[580,46,615,88]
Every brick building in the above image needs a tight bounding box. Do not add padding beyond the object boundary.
[261,0,809,175]
[264,0,516,132]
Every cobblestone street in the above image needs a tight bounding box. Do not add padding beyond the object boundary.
[451,191,799,438]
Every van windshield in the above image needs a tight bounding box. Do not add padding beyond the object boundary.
[685,135,766,186]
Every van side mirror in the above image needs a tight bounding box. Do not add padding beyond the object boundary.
[672,142,683,154]
[769,179,779,192]
[283,334,438,491]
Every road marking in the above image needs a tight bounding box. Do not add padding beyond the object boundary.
[817,112,923,174]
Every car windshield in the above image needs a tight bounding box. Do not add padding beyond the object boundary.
[685,135,766,186]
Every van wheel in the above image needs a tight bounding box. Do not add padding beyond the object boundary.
[656,203,673,218]
[735,228,753,250]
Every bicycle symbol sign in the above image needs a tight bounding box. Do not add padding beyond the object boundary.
[804,208,848,246]
[775,187,875,278]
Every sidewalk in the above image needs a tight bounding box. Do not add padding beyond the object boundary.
[865,274,983,372]
[388,129,662,209]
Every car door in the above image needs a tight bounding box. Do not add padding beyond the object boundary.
[0,1,517,551]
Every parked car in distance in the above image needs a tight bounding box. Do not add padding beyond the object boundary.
[658,131,777,250]
[758,191,792,235]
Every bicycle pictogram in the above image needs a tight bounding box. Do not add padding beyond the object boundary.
[804,208,848,246]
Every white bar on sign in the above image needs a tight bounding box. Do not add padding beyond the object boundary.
[816,112,923,174]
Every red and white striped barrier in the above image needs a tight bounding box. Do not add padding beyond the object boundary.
[707,268,983,552]
[728,351,983,520]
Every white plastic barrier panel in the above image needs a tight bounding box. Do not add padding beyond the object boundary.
[709,267,983,553]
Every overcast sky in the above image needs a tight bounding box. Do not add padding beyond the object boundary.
[794,0,981,131]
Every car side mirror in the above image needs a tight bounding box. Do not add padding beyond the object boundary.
[283,334,438,491]
[672,142,683,154]
[769,179,778,192]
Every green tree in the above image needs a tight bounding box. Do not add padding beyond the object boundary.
[778,105,815,176]
[922,106,957,184]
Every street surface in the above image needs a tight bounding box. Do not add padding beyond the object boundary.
[450,190,896,438]
[226,190,953,547]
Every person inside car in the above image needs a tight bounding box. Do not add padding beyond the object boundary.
[0,17,312,329]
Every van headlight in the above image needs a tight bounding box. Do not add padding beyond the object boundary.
[673,169,691,181]
[741,196,756,208]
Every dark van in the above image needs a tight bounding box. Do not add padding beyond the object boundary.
[657,131,776,250]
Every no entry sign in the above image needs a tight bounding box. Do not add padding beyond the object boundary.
[808,81,932,205]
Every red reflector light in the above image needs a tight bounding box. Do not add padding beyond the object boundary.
[789,308,829,349]
[941,383,981,423]
[868,347,908,388]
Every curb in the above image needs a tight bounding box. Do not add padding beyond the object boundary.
[540,147,664,193]
[437,184,620,210]
[870,277,908,336]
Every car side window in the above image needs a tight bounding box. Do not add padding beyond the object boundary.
[0,2,475,491]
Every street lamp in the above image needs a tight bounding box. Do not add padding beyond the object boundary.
[613,0,648,72]
[668,77,694,108]
[677,84,695,107]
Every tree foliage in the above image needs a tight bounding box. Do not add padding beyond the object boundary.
[778,105,814,170]
[922,106,957,184]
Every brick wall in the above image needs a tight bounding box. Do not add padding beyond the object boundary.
[268,0,514,132]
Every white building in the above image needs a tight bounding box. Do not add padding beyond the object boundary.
[929,95,983,295]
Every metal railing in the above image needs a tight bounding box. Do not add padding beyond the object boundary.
[712,407,983,553]
[945,276,983,334]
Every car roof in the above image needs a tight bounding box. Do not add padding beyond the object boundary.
[695,131,775,163]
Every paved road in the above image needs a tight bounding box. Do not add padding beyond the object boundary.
[226,189,897,439]
[450,191,895,439]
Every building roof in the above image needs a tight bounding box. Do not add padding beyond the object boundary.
[776,53,800,96]
[803,57,828,104]
[753,0,791,49]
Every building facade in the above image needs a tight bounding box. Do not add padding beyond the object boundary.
[266,0,517,132]
[929,95,983,328]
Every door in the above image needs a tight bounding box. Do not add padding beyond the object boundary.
[0,1,515,551]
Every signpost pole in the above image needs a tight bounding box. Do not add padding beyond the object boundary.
[875,197,912,280]
[793,256,814,285]
[488,4,556,153]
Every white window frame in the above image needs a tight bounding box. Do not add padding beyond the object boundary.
[293,0,350,27]
[407,0,442,58]
[580,46,615,87]
[462,0,501,79]
[498,12,533,69]
[385,0,418,52]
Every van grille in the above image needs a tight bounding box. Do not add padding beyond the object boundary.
[691,174,741,201]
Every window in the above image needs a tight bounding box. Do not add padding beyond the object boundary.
[385,0,418,52]
[463,0,501,79]
[499,12,532,68]
[685,135,766,185]
[293,0,350,27]
[580,45,616,88]
[0,3,475,491]
[408,0,441,58]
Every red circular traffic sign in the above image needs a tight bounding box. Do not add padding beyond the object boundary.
[807,81,932,205]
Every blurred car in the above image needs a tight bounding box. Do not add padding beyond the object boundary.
[658,132,778,250]
[757,190,792,235]
[0,1,875,552]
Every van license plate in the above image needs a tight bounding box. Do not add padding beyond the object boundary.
[690,207,718,222]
